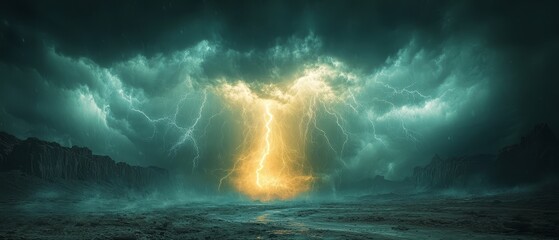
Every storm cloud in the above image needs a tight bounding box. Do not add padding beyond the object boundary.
[1,0,558,193]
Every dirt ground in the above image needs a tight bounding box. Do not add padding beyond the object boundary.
[1,191,558,239]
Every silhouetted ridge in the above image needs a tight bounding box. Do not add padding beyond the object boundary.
[0,132,168,188]
[493,123,559,186]
[413,124,559,190]
[413,154,495,189]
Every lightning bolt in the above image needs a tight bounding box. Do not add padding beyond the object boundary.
[379,81,430,100]
[170,89,208,170]
[322,103,350,163]
[118,86,211,171]
[201,108,224,139]
[366,111,387,147]
[346,89,361,113]
[256,101,273,188]
[365,76,431,144]
[118,89,171,140]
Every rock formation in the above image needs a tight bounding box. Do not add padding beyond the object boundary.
[413,124,559,190]
[0,132,168,189]
[413,154,495,190]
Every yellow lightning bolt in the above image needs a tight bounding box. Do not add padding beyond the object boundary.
[256,101,273,188]
[214,63,353,201]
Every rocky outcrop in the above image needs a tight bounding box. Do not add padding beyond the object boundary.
[492,123,559,186]
[413,154,495,189]
[413,124,559,190]
[0,132,168,188]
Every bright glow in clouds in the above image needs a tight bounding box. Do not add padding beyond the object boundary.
[216,64,350,201]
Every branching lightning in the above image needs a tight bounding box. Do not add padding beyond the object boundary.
[170,89,207,169]
[118,87,210,170]
[214,65,354,201]
[119,89,171,140]
[256,102,273,188]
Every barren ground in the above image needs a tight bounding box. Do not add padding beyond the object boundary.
[1,191,558,239]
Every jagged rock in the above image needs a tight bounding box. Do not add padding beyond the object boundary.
[0,132,168,189]
[413,154,495,189]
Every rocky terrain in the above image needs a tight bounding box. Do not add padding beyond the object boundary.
[1,191,558,239]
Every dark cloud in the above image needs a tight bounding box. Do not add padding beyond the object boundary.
[0,0,216,66]
[1,0,558,193]
[1,0,448,68]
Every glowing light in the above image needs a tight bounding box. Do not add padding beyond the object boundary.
[215,64,352,201]
[256,102,273,188]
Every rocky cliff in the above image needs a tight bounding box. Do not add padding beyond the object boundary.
[413,154,495,189]
[0,132,168,189]
[413,124,559,190]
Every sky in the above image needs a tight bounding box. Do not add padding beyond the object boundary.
[1,0,558,197]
